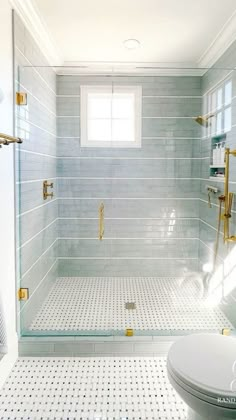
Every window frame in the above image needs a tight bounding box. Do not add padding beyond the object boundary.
[207,79,232,137]
[80,85,142,148]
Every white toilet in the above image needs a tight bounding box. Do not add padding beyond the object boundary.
[167,333,236,420]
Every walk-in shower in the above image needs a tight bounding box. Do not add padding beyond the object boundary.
[14,13,236,340]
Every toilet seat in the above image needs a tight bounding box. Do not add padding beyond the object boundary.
[168,333,236,410]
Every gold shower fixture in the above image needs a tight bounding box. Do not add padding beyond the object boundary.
[222,148,236,242]
[194,114,215,127]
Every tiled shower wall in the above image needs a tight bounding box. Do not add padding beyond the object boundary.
[199,46,236,284]
[14,13,58,332]
[56,75,202,277]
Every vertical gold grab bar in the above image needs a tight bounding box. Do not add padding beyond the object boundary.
[223,148,236,242]
[99,203,104,240]
[224,148,230,242]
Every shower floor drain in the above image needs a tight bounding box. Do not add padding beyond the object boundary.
[125,302,136,310]
[28,277,234,332]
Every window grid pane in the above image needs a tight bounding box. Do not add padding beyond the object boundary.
[87,93,135,142]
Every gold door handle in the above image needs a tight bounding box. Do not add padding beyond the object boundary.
[99,203,104,240]
[43,180,54,200]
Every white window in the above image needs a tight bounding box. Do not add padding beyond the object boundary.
[80,85,142,147]
[208,79,232,136]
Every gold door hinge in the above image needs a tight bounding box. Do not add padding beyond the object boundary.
[18,288,29,301]
[16,92,27,106]
[222,328,231,336]
[125,328,134,337]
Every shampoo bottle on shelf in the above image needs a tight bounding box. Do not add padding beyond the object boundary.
[212,144,217,165]
[220,142,225,166]
[216,143,221,165]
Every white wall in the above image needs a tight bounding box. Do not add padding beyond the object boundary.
[0,0,18,388]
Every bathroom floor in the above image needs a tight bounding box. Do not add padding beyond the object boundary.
[0,357,187,420]
[29,277,233,334]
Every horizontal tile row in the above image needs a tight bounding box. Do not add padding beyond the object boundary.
[57,178,200,199]
[57,238,198,259]
[58,218,199,239]
[57,137,201,158]
[57,158,201,178]
[57,259,199,277]
[56,75,201,96]
[57,116,201,138]
[58,198,200,218]
[56,96,201,118]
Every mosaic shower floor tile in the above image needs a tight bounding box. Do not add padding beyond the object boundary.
[29,277,233,333]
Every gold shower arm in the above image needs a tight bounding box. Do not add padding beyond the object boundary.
[0,132,23,146]
[99,203,104,240]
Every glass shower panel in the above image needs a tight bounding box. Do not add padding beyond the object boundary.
[15,65,236,337]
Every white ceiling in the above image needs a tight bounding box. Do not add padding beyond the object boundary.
[28,0,236,67]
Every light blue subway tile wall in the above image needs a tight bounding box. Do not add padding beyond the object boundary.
[57,74,202,277]
[14,11,58,334]
[200,43,236,294]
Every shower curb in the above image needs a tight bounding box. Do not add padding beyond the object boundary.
[18,336,180,357]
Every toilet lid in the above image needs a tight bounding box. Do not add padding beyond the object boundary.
[168,334,236,403]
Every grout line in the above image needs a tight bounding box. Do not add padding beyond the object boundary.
[16,149,57,159]
[20,239,58,280]
[57,177,201,180]
[56,136,202,140]
[16,114,56,138]
[17,198,57,218]
[200,219,223,235]
[18,219,57,250]
[58,237,199,240]
[17,81,56,117]
[199,239,224,261]
[56,115,198,119]
[57,217,199,220]
[16,177,204,183]
[56,156,206,160]
[19,259,58,314]
[57,197,199,200]
[16,178,57,185]
[15,46,56,95]
[199,198,236,214]
[56,94,202,99]
[14,150,209,160]
[57,257,198,260]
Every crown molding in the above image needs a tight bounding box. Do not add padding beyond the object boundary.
[10,0,62,66]
[198,9,236,69]
[10,0,236,74]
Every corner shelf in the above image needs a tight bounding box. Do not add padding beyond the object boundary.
[210,164,226,168]
[209,133,227,181]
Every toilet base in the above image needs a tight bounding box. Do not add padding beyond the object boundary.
[188,407,214,420]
